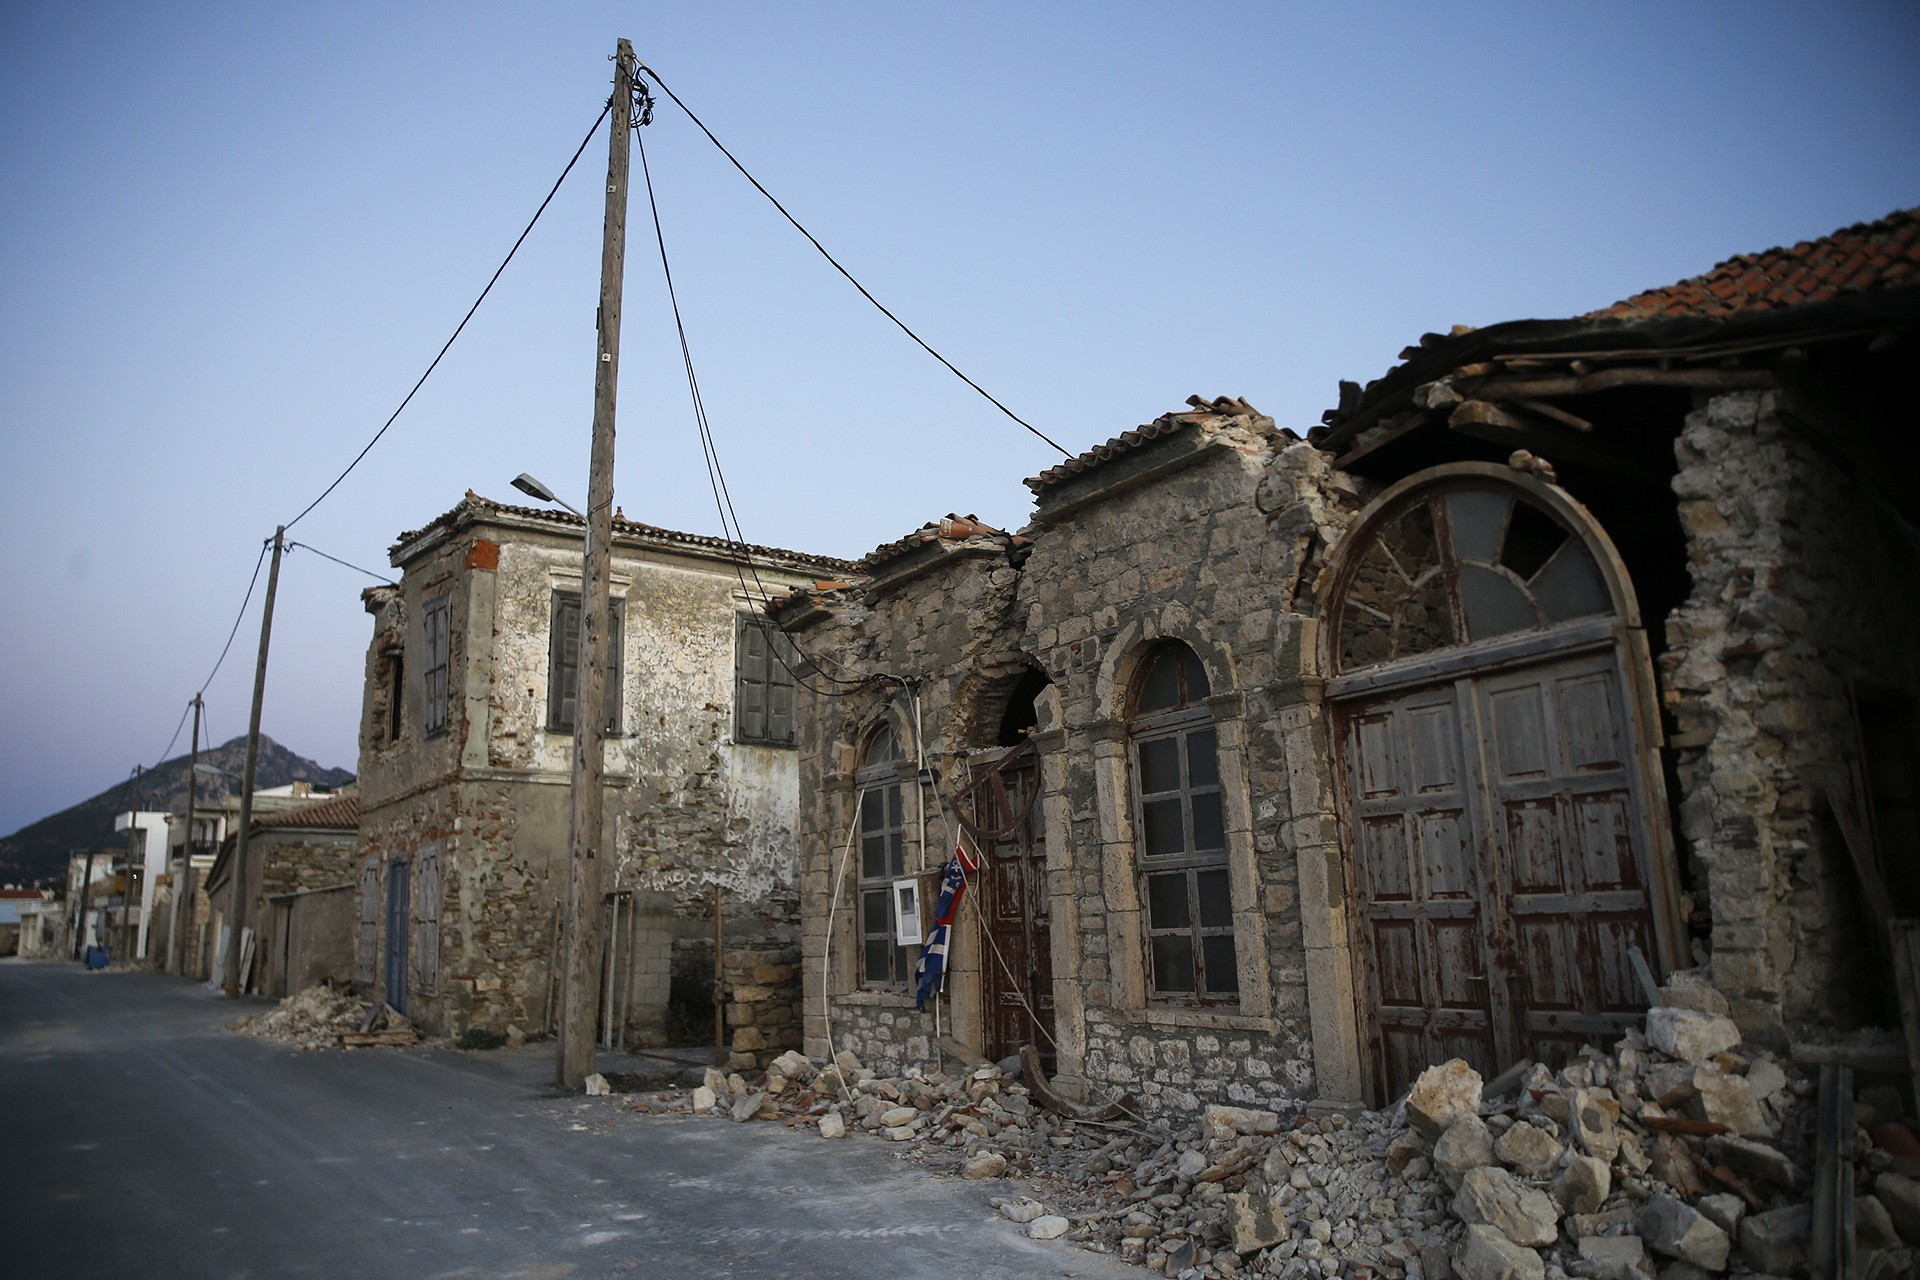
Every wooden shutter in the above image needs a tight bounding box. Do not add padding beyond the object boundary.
[548,592,580,731]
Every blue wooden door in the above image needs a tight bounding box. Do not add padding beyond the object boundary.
[384,860,409,1014]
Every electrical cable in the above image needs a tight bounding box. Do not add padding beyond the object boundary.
[198,539,270,697]
[283,100,615,533]
[634,62,1070,458]
[286,540,397,585]
[150,700,193,774]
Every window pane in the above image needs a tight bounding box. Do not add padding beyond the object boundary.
[1182,650,1211,701]
[861,789,883,831]
[1137,650,1180,713]
[1530,540,1611,622]
[861,836,888,881]
[1146,872,1189,931]
[1392,570,1455,658]
[1186,728,1218,788]
[1190,792,1225,852]
[887,830,905,877]
[865,939,893,983]
[1196,868,1233,928]
[1458,563,1538,641]
[887,786,904,826]
[1202,936,1240,995]
[1138,737,1180,794]
[862,889,891,937]
[1142,799,1185,857]
[865,724,897,764]
[1501,500,1569,580]
[1446,490,1510,562]
[1151,934,1196,993]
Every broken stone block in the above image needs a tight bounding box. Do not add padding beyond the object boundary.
[1736,1202,1809,1274]
[1874,1172,1920,1243]
[963,1151,1008,1180]
[1709,1135,1798,1188]
[1493,1120,1564,1176]
[833,1049,863,1076]
[702,1066,727,1094]
[768,1049,812,1078]
[817,1110,846,1139]
[1553,1155,1611,1216]
[1574,1233,1650,1280]
[1743,1057,1787,1105]
[1657,984,1730,1016]
[691,1085,717,1113]
[1434,1114,1499,1185]
[1453,1223,1545,1280]
[1857,1194,1899,1248]
[1569,1088,1621,1162]
[1452,1166,1559,1247]
[1691,1066,1770,1138]
[504,1023,526,1046]
[1409,1059,1485,1140]
[1225,1191,1287,1254]
[730,1090,768,1122]
[878,1105,918,1128]
[584,1073,611,1097]
[1386,1128,1429,1173]
[1205,1103,1282,1135]
[1026,1215,1070,1240]
[1176,1147,1210,1178]
[997,1197,1046,1223]
[1647,1008,1740,1062]
[1694,1192,1744,1238]
[1637,1192,1730,1271]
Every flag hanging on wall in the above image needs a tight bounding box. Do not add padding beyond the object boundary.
[913,843,981,1010]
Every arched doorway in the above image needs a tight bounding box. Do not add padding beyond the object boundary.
[958,667,1056,1065]
[1323,464,1682,1101]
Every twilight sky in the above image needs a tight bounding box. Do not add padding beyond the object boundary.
[1,1,1916,842]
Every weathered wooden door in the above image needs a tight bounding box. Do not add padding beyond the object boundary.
[1340,652,1657,1099]
[977,752,1054,1064]
[384,859,409,1015]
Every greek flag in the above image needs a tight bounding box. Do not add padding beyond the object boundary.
[914,844,979,1010]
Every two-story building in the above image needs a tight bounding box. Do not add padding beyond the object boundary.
[356,492,851,1052]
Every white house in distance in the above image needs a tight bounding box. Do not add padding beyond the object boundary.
[114,809,171,960]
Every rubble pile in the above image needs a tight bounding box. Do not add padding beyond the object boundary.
[643,987,1919,1280]
[229,984,416,1050]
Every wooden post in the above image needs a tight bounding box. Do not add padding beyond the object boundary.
[223,526,285,997]
[557,38,635,1089]
[73,848,97,960]
[713,884,725,1067]
[167,698,202,975]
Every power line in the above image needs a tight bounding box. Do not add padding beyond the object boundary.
[634,124,871,700]
[283,100,616,533]
[287,540,396,585]
[198,538,271,697]
[634,61,1071,458]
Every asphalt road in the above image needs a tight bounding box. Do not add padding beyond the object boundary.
[0,959,1133,1279]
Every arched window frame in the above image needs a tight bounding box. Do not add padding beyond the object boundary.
[1127,642,1238,1004]
[855,721,913,989]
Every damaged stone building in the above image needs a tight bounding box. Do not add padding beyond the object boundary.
[781,207,1920,1114]
[356,493,850,1051]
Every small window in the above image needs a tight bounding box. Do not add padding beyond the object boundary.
[548,592,624,735]
[416,844,441,995]
[735,616,798,746]
[1130,642,1237,1002]
[856,724,912,987]
[372,646,403,746]
[422,596,450,738]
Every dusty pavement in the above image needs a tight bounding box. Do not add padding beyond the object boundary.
[0,959,1135,1279]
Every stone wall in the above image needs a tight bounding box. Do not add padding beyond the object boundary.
[721,941,803,1071]
[1660,388,1919,1042]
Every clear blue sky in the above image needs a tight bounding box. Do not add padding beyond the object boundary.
[2,1,1916,841]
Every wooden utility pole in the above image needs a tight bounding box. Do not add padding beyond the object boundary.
[223,526,285,997]
[557,38,636,1089]
[168,696,203,974]
[73,848,97,960]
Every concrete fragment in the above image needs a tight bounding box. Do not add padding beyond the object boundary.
[1434,1114,1498,1185]
[1636,1192,1730,1271]
[1225,1191,1287,1254]
[1452,1166,1558,1248]
[1408,1059,1485,1140]
[584,1073,610,1096]
[1646,1008,1740,1062]
[1735,1202,1809,1274]
[1492,1119,1564,1176]
[817,1110,846,1139]
[1553,1155,1611,1216]
[1453,1223,1545,1280]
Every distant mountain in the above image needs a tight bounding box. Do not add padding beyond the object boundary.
[0,737,354,886]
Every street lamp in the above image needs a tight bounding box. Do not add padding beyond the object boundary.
[511,473,585,519]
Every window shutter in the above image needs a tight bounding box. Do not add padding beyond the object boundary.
[549,593,580,731]
[737,617,769,742]
[603,601,623,735]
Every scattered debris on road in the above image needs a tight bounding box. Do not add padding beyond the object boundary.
[612,997,1919,1278]
[228,983,418,1051]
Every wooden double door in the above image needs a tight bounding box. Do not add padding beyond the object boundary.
[1338,649,1658,1100]
[975,752,1056,1065]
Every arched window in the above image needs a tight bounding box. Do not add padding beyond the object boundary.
[1129,643,1236,1001]
[857,723,911,987]
[1335,482,1614,672]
